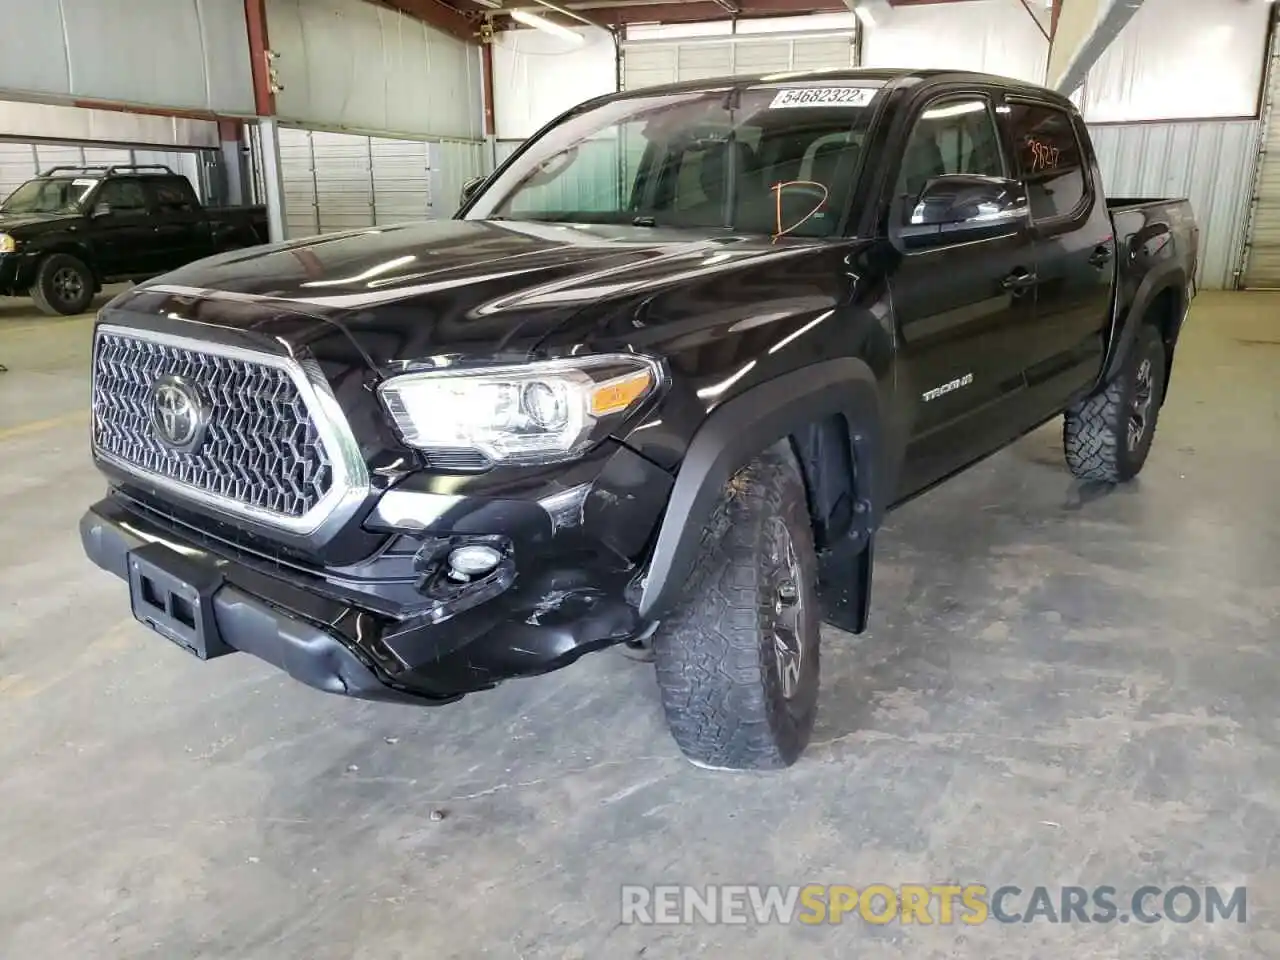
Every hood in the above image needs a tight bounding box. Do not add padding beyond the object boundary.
[0,211,80,232]
[115,218,820,372]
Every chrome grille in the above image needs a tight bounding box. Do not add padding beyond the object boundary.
[92,330,335,521]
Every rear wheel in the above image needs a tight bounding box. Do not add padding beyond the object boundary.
[652,446,820,770]
[30,253,94,316]
[1063,324,1166,483]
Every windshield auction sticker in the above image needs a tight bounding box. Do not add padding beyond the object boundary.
[769,87,877,109]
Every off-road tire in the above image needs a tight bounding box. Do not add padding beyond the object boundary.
[652,445,820,770]
[1064,324,1166,483]
[30,253,94,316]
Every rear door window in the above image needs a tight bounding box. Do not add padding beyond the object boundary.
[97,179,149,213]
[1005,101,1089,222]
[147,178,198,214]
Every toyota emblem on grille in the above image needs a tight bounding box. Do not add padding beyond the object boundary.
[149,375,208,453]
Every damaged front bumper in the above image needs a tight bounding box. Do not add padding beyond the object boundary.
[79,440,674,703]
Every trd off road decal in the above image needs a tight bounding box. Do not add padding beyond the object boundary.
[922,373,974,403]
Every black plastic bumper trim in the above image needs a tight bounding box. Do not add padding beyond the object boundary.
[79,504,455,706]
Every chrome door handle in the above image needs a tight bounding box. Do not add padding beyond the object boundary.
[1001,270,1037,291]
[1088,245,1113,268]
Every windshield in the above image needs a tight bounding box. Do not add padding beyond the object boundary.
[465,83,883,238]
[1,177,98,215]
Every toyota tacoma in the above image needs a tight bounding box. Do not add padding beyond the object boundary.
[80,70,1198,770]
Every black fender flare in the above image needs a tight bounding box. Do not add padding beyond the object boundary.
[37,241,100,285]
[638,358,882,620]
[1101,258,1187,387]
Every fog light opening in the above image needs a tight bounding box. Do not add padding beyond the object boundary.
[447,544,503,581]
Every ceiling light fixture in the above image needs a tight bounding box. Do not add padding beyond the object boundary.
[510,8,585,44]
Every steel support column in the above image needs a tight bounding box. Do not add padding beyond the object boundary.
[257,118,288,243]
[218,119,248,207]
[1048,0,1146,95]
[244,0,277,117]
[244,0,285,240]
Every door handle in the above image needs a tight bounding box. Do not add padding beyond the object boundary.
[1088,245,1113,268]
[1001,269,1037,291]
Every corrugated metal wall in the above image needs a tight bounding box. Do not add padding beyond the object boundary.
[0,0,254,114]
[276,128,485,238]
[269,0,484,141]
[1089,120,1259,289]
[495,140,521,167]
[0,101,218,150]
[623,34,855,90]
[431,140,489,219]
[1240,16,1280,289]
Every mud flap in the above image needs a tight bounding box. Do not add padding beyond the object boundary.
[817,533,874,635]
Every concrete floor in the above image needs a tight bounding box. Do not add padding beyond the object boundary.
[1,290,1278,959]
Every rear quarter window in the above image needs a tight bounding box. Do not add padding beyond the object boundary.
[1006,101,1089,221]
[150,179,197,213]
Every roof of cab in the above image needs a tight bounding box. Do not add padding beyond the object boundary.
[602,67,1070,107]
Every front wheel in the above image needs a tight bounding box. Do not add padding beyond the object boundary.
[30,253,95,316]
[1063,324,1166,483]
[652,445,820,770]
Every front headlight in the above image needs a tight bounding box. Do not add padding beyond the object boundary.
[379,355,661,466]
[0,233,15,254]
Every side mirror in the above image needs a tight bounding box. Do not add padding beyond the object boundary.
[459,176,486,207]
[899,175,1027,244]
[91,202,112,218]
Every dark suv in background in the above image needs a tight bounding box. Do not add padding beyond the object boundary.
[0,165,267,315]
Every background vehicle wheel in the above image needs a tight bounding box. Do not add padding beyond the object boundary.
[617,623,658,663]
[618,637,656,663]
[1064,324,1166,483]
[30,254,94,316]
[652,445,820,770]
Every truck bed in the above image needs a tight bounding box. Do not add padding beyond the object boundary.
[1107,197,1197,266]
[1107,197,1185,213]
[1106,195,1199,360]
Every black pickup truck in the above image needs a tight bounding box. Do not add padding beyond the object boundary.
[80,70,1197,770]
[0,165,267,315]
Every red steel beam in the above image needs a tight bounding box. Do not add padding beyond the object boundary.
[375,0,479,43]
[68,98,220,121]
[481,41,497,135]
[244,0,276,116]
[586,0,845,25]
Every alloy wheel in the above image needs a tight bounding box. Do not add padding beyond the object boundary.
[1128,357,1154,452]
[765,518,805,699]
[52,266,84,307]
